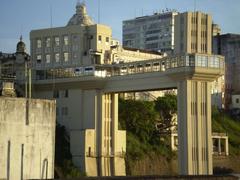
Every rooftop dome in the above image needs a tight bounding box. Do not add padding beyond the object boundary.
[16,36,26,54]
[67,1,94,26]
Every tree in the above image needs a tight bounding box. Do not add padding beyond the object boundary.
[154,94,177,132]
[119,98,158,143]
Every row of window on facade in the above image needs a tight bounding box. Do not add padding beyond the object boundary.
[36,52,73,64]
[145,34,172,41]
[191,16,208,25]
[37,36,69,48]
[191,30,208,38]
[145,41,172,49]
[36,35,110,48]
[98,35,109,43]
[191,43,208,52]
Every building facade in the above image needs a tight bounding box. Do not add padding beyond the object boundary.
[213,34,240,108]
[174,11,212,54]
[212,23,221,37]
[0,36,31,97]
[123,11,178,54]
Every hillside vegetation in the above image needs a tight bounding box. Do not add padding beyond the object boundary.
[212,107,240,155]
[119,97,240,175]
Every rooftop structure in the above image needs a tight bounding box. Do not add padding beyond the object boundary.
[67,1,94,26]
[174,11,213,54]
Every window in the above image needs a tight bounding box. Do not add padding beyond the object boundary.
[46,54,51,63]
[106,37,109,43]
[46,37,51,47]
[55,37,60,46]
[65,90,68,98]
[64,35,69,45]
[72,35,78,43]
[55,53,60,63]
[98,35,102,42]
[196,55,207,67]
[62,107,68,116]
[236,98,239,104]
[72,45,78,51]
[53,90,59,98]
[37,39,42,48]
[37,55,42,63]
[64,53,69,62]
[73,52,78,59]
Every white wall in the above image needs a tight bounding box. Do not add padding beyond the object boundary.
[0,97,56,180]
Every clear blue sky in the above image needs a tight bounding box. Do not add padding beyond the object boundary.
[0,0,240,53]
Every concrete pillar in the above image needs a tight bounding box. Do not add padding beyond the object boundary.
[178,80,212,175]
[225,137,229,156]
[71,91,126,176]
[99,93,126,176]
[218,138,221,155]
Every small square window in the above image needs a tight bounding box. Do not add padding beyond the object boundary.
[53,90,59,98]
[46,54,51,63]
[106,37,109,43]
[236,98,239,104]
[55,53,60,63]
[61,107,68,116]
[64,52,69,62]
[64,35,69,45]
[73,52,78,59]
[37,39,42,48]
[65,90,69,98]
[46,37,51,47]
[98,35,102,42]
[37,55,42,63]
[55,37,60,46]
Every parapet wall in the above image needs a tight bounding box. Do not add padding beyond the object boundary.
[0,97,56,180]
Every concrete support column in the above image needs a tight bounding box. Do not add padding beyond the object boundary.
[99,93,112,176]
[98,93,126,176]
[177,80,212,175]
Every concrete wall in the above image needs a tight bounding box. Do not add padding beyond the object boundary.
[0,97,56,180]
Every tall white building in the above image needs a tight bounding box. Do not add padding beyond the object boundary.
[123,11,178,54]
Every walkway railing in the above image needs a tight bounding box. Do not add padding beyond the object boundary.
[35,53,224,81]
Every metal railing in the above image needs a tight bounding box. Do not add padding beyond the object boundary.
[35,53,224,81]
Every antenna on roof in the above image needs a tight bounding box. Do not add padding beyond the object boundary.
[194,0,196,12]
[20,25,23,41]
[163,0,167,10]
[50,4,53,28]
[98,0,101,23]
